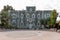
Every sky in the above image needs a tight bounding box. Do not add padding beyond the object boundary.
[0,0,60,21]
[0,0,60,12]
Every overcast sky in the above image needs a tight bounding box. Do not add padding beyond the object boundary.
[0,0,60,12]
[0,0,60,21]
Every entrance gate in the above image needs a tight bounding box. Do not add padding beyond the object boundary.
[29,23,33,29]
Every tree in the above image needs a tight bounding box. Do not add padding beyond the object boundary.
[40,19,44,25]
[48,9,57,28]
[40,18,50,25]
[1,5,13,28]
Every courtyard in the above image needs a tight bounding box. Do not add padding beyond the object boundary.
[0,30,60,40]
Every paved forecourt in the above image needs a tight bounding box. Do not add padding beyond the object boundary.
[0,30,60,40]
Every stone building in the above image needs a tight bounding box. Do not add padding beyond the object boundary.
[8,6,51,29]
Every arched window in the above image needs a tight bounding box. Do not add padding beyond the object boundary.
[37,14,40,18]
[26,13,30,18]
[21,13,24,19]
[46,14,50,17]
[12,20,16,27]
[12,13,17,18]
[21,13,24,16]
[12,13,16,16]
[21,20,23,23]
[32,14,35,18]
[30,8,32,11]
[12,20,16,25]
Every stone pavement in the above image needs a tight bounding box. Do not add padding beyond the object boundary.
[0,30,60,40]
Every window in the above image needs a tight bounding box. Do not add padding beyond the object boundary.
[27,19,29,21]
[32,14,35,18]
[45,14,50,19]
[37,14,40,19]
[21,23,24,25]
[12,16,15,18]
[29,18,32,22]
[21,14,24,19]
[30,8,32,11]
[12,20,16,25]
[21,13,24,16]
[12,13,16,16]
[12,13,17,18]
[47,14,50,17]
[26,14,30,18]
[38,21,40,23]
[21,20,23,23]
[12,20,16,22]
[33,23,35,26]
[38,23,39,25]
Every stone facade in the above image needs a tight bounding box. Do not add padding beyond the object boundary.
[8,6,51,29]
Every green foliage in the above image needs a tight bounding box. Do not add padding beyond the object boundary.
[40,18,50,25]
[48,9,57,27]
[40,19,44,24]
[1,5,13,28]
